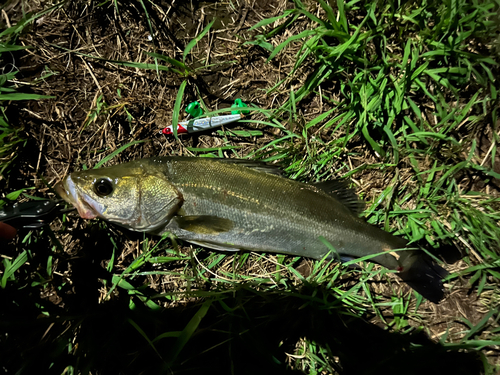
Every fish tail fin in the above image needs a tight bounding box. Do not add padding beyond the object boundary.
[397,251,448,303]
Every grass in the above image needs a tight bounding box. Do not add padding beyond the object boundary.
[1,0,499,374]
[0,12,54,177]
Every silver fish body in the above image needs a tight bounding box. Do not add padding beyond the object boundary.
[56,157,447,301]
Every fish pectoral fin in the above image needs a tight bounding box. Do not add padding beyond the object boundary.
[174,215,234,235]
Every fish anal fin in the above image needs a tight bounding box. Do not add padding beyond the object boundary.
[338,255,362,269]
[174,215,234,235]
[189,240,241,252]
[312,180,365,215]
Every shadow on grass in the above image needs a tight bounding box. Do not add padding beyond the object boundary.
[0,260,484,375]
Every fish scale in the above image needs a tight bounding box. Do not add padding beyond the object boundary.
[56,156,448,302]
[161,158,401,263]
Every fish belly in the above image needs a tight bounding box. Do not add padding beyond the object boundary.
[162,192,403,270]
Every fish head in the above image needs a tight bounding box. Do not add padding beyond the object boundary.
[55,162,183,232]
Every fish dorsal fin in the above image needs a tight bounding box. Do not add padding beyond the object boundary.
[215,158,284,176]
[313,180,365,216]
[174,215,234,235]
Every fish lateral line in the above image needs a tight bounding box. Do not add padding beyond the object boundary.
[178,182,261,205]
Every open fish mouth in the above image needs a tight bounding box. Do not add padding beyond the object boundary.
[55,176,102,220]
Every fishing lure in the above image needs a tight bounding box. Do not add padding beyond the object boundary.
[162,99,249,135]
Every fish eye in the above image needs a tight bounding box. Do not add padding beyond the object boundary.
[94,178,114,197]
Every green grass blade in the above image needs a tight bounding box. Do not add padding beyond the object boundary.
[128,318,162,359]
[93,140,147,169]
[1,251,28,288]
[165,300,212,366]
[183,20,215,62]
[171,80,187,139]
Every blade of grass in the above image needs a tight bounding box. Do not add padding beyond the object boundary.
[171,80,187,139]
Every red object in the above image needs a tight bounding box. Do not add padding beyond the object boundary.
[0,222,17,241]
[162,124,188,135]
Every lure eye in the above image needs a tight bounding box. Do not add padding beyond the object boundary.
[94,178,114,197]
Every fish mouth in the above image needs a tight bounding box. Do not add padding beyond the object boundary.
[55,176,102,220]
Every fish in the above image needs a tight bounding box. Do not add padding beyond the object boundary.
[55,156,448,302]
